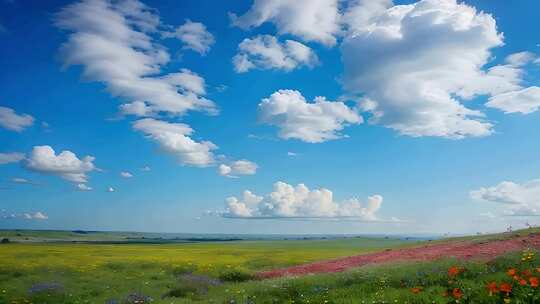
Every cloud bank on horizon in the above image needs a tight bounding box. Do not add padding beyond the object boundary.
[223,181,389,221]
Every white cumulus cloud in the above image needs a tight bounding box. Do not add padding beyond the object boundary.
[486,86,540,114]
[258,89,362,143]
[133,118,217,167]
[504,51,537,67]
[164,20,214,55]
[218,160,258,178]
[76,183,92,191]
[230,0,340,46]
[341,0,538,139]
[341,0,393,35]
[25,145,96,183]
[0,106,34,132]
[120,171,133,178]
[233,35,318,73]
[224,181,384,220]
[471,179,540,216]
[55,0,217,117]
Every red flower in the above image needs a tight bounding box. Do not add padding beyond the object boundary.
[530,277,539,288]
[507,268,517,277]
[486,282,499,295]
[522,270,532,277]
[500,282,512,296]
[411,287,422,294]
[448,266,461,277]
[452,288,463,299]
[519,278,527,286]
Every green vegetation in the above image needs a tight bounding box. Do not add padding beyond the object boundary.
[0,233,412,303]
[198,250,540,304]
[2,229,539,303]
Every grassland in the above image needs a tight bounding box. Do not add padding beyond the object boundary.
[2,229,540,303]
[0,232,414,303]
[198,250,540,304]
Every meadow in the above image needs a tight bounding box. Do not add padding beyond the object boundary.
[0,232,413,303]
[1,230,540,303]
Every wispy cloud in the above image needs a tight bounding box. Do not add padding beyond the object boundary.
[0,106,34,132]
[1,210,48,220]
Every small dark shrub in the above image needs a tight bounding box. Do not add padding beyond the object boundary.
[164,285,198,298]
[12,271,24,278]
[1,238,10,244]
[218,269,253,282]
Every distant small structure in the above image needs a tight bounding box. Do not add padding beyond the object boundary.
[507,225,513,233]
[1,238,10,244]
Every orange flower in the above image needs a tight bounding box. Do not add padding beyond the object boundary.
[486,282,499,295]
[530,276,539,288]
[452,288,463,299]
[448,266,461,277]
[519,278,527,286]
[411,287,422,294]
[500,282,512,296]
[507,268,517,276]
[522,269,532,277]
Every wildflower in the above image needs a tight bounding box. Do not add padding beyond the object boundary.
[452,288,463,299]
[507,268,517,277]
[530,276,539,288]
[410,287,422,294]
[519,278,527,286]
[500,282,512,296]
[521,270,532,277]
[486,282,499,295]
[448,266,461,277]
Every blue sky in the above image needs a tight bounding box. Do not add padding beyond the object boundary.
[1,0,540,235]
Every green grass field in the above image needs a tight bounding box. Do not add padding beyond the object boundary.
[1,230,539,303]
[0,232,414,303]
